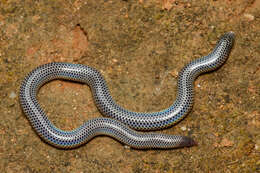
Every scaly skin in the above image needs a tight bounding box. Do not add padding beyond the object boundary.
[19,32,234,149]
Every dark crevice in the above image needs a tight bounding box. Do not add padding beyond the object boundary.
[75,23,88,38]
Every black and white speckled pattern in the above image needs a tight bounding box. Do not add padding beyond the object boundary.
[19,32,234,149]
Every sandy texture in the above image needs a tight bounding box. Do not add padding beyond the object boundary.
[0,0,259,172]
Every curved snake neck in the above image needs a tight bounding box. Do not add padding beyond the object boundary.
[19,32,235,149]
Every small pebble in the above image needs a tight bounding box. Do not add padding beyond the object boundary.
[170,70,178,78]
[124,145,130,149]
[220,138,234,147]
[181,126,187,131]
[9,91,16,99]
[244,13,255,21]
[112,58,118,63]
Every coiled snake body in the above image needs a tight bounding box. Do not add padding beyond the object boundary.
[19,32,235,149]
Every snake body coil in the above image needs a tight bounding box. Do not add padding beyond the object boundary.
[19,32,234,149]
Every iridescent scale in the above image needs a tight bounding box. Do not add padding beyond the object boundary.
[19,32,235,149]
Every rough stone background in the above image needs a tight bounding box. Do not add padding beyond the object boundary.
[0,0,259,172]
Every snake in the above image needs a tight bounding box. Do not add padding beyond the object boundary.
[19,32,235,149]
